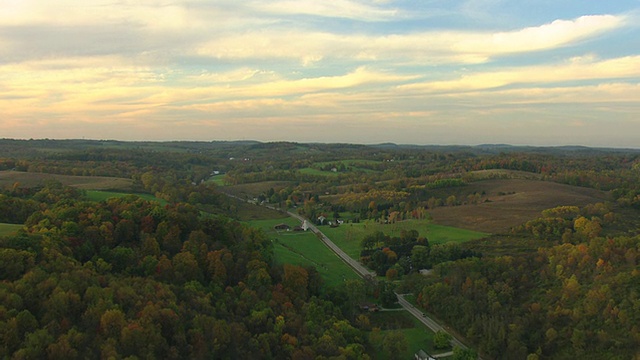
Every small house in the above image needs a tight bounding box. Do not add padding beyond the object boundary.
[274,223,291,231]
[358,303,379,312]
[415,349,436,360]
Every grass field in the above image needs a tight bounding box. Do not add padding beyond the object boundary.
[368,311,442,359]
[248,218,360,287]
[299,159,381,176]
[206,174,227,186]
[85,190,168,204]
[320,219,488,259]
[298,167,340,177]
[0,223,23,237]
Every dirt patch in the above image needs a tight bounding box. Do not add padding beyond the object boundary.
[428,179,609,233]
[0,171,134,191]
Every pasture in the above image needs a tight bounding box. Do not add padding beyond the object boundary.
[428,178,608,233]
[248,218,360,287]
[299,159,381,176]
[0,170,133,191]
[320,220,488,259]
[0,223,23,237]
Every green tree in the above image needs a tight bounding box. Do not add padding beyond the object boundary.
[452,346,478,360]
[382,331,407,360]
[434,330,452,349]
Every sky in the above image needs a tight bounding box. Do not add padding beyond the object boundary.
[1,0,639,147]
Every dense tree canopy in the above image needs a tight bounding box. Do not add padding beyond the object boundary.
[2,139,640,359]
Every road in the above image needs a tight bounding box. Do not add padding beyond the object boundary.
[286,211,377,279]
[397,293,467,350]
[287,211,468,351]
[222,194,469,353]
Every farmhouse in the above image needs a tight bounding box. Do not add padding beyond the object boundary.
[358,303,379,312]
[273,223,291,231]
[415,349,436,360]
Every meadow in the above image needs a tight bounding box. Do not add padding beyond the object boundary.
[247,218,360,287]
[298,159,381,176]
[206,174,227,186]
[0,223,23,237]
[320,219,488,259]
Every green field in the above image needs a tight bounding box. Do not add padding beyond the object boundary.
[299,159,381,177]
[298,168,340,177]
[319,219,489,258]
[206,174,227,186]
[248,218,360,287]
[0,223,23,236]
[368,311,443,359]
[86,190,168,204]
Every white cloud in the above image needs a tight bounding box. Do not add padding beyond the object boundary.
[197,15,626,65]
[401,55,640,92]
[253,0,399,21]
[453,15,624,55]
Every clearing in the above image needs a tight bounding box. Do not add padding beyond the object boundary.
[0,223,23,237]
[320,220,488,259]
[248,218,360,287]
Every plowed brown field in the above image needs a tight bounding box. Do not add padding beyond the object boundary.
[428,179,609,233]
[0,170,133,190]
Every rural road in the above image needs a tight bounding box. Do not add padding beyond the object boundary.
[287,211,468,352]
[397,293,467,350]
[222,193,469,354]
[286,211,377,278]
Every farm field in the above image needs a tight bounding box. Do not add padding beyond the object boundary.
[0,170,133,191]
[298,167,340,177]
[428,178,608,233]
[300,159,382,176]
[320,220,488,259]
[248,218,360,287]
[0,223,23,237]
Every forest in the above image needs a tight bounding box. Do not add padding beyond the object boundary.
[1,139,639,359]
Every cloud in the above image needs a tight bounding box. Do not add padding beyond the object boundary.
[453,14,625,55]
[400,55,640,93]
[253,0,399,21]
[197,14,626,65]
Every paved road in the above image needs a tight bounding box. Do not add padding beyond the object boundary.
[286,211,377,279]
[286,211,468,351]
[397,293,467,350]
[222,194,470,354]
